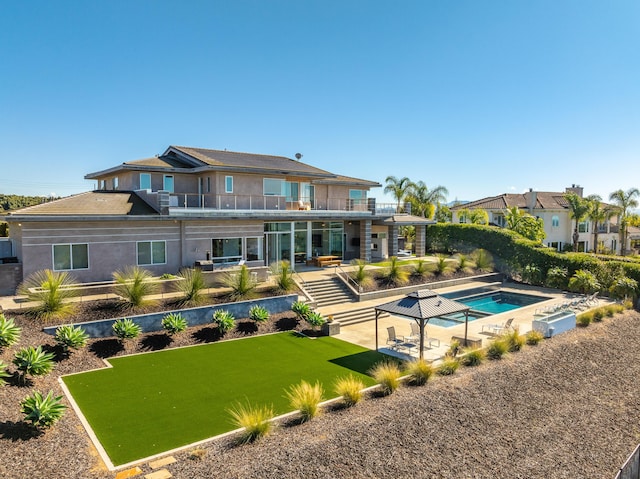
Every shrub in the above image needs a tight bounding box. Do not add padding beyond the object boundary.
[434,254,454,276]
[0,360,11,386]
[21,390,66,429]
[472,248,494,272]
[502,328,525,352]
[486,338,508,360]
[228,401,274,444]
[370,361,402,395]
[175,268,206,305]
[13,346,56,384]
[609,276,639,301]
[406,358,434,385]
[521,264,543,285]
[525,330,544,345]
[350,259,374,288]
[188,448,207,461]
[113,266,159,309]
[576,313,592,327]
[546,266,568,289]
[604,304,623,317]
[285,380,324,422]
[161,313,188,335]
[455,254,475,273]
[0,314,21,348]
[568,270,600,295]
[291,301,311,320]
[160,273,177,280]
[437,357,460,375]
[112,318,142,341]
[305,311,326,329]
[54,325,89,353]
[333,375,365,406]
[460,348,485,367]
[270,260,296,293]
[222,265,257,300]
[446,339,460,358]
[212,310,235,334]
[18,269,78,320]
[592,309,604,322]
[380,256,409,286]
[249,305,270,323]
[412,259,433,279]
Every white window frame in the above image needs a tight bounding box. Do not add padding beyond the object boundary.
[113,177,119,190]
[225,176,233,193]
[137,240,166,266]
[551,215,559,227]
[52,243,89,271]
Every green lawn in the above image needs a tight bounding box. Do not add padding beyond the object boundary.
[62,332,389,466]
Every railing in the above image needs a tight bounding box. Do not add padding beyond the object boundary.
[336,264,362,293]
[167,193,374,212]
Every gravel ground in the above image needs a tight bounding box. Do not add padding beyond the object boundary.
[1,308,639,479]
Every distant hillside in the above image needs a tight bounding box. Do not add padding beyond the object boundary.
[0,194,54,213]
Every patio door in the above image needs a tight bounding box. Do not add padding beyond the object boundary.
[265,232,292,266]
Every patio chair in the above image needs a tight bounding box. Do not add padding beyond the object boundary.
[481,317,514,335]
[386,326,404,350]
[408,323,440,348]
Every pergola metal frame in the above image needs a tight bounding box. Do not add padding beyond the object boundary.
[374,289,471,359]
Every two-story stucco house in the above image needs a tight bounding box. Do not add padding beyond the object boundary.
[2,146,430,293]
[450,185,627,253]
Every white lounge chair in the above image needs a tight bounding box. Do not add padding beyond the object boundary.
[481,317,514,335]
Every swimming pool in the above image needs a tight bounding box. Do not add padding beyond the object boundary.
[428,287,550,328]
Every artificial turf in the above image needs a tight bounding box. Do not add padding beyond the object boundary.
[62,332,389,466]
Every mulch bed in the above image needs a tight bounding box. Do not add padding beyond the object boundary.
[2,300,640,478]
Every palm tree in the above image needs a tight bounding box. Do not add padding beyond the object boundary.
[406,181,449,218]
[586,195,615,253]
[564,193,591,252]
[504,206,526,230]
[384,176,412,213]
[609,188,640,256]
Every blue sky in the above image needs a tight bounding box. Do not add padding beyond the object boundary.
[1,1,638,204]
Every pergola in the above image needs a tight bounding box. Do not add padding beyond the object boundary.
[374,289,471,359]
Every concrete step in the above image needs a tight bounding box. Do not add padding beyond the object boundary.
[332,308,389,326]
[303,277,355,307]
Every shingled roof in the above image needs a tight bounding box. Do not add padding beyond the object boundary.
[452,192,570,211]
[5,191,158,217]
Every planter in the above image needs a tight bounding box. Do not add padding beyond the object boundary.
[321,321,341,336]
[44,294,298,338]
[532,310,576,338]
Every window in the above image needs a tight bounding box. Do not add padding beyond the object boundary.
[163,175,174,193]
[264,178,284,196]
[548,241,561,251]
[207,177,211,193]
[284,182,299,201]
[552,215,559,227]
[140,173,151,191]
[53,244,88,270]
[578,221,589,233]
[246,237,263,261]
[113,177,119,190]
[225,176,233,193]
[98,179,106,190]
[137,241,166,265]
[212,238,242,264]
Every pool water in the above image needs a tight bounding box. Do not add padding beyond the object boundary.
[428,288,550,328]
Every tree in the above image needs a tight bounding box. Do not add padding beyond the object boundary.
[457,207,488,225]
[609,188,640,256]
[406,181,448,219]
[564,193,591,252]
[434,204,452,223]
[504,206,526,230]
[504,206,546,242]
[384,176,412,213]
[586,195,615,253]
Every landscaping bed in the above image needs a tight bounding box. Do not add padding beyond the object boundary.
[2,308,640,478]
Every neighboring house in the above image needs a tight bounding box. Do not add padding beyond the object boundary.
[450,185,629,254]
[1,146,430,292]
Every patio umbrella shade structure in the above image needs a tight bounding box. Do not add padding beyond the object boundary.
[374,289,470,359]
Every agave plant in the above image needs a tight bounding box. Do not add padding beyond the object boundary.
[291,301,311,321]
[0,314,21,348]
[113,266,159,309]
[13,346,56,384]
[21,390,67,429]
[0,360,11,386]
[54,324,89,353]
[112,318,142,342]
[305,311,326,329]
[175,268,207,306]
[249,305,270,323]
[18,269,78,320]
[212,310,235,335]
[161,313,188,335]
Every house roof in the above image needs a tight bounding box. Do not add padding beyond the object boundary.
[451,192,570,211]
[5,191,158,217]
[86,146,379,187]
[378,214,434,225]
[375,289,470,319]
